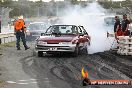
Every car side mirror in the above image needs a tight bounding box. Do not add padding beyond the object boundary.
[79,34,84,36]
[41,33,45,36]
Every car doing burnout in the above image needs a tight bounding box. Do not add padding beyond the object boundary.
[35,25,91,57]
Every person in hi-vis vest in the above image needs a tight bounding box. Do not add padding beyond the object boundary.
[14,15,30,50]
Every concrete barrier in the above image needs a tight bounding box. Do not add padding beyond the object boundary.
[0,33,16,44]
[117,36,132,55]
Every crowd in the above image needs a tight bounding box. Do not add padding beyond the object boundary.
[114,14,132,37]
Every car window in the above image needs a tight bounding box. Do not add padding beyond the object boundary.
[46,26,54,33]
[78,26,83,34]
[79,26,88,35]
[46,25,78,34]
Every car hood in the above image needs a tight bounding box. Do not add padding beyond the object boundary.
[38,35,78,43]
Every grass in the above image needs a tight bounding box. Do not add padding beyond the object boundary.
[0,42,16,55]
[0,41,24,54]
[0,41,16,47]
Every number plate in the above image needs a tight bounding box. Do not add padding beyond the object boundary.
[48,48,57,51]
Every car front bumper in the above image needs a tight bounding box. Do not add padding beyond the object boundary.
[35,44,76,52]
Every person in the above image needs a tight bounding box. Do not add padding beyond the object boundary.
[14,15,30,50]
[114,16,123,37]
[121,14,130,36]
[53,26,60,33]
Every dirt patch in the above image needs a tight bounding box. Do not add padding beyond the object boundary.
[0,46,3,55]
[0,41,16,55]
[0,81,8,88]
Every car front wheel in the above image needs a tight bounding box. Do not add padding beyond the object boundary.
[38,51,43,57]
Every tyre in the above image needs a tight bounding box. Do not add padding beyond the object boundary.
[38,51,43,57]
[73,45,79,57]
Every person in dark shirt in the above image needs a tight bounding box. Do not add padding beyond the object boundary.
[121,14,130,36]
[114,16,123,36]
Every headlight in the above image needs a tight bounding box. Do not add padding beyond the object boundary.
[26,30,30,35]
[59,42,72,45]
[37,41,47,44]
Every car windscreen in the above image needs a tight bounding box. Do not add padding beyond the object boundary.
[27,23,47,30]
[45,25,78,34]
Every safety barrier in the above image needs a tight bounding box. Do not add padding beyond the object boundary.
[0,33,16,44]
[117,36,132,55]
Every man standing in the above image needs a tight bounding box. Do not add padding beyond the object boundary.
[114,16,123,37]
[121,14,130,36]
[14,15,29,50]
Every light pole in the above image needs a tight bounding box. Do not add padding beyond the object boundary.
[37,7,40,17]
[0,16,1,44]
[55,1,59,17]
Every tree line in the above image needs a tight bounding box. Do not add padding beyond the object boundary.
[0,0,132,18]
[98,0,132,9]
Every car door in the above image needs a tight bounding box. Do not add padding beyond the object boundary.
[78,26,89,47]
[77,26,85,47]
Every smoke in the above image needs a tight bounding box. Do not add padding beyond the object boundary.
[58,2,116,54]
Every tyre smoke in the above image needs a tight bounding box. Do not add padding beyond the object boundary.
[59,2,116,54]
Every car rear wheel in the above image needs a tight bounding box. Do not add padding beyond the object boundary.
[38,51,43,57]
[73,45,79,57]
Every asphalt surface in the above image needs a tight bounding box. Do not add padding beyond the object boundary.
[0,42,132,88]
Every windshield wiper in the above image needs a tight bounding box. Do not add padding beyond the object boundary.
[51,32,62,37]
[52,32,61,35]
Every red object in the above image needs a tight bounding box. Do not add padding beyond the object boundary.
[123,30,129,36]
[14,19,25,31]
[116,28,123,36]
[36,25,91,56]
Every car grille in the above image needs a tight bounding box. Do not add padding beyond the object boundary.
[37,45,69,48]
[36,45,72,51]
[47,43,59,44]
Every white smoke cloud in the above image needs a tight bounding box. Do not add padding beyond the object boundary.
[59,2,116,54]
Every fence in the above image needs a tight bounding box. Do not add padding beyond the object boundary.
[0,33,15,44]
[117,36,132,55]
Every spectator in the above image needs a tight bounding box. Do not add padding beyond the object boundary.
[114,16,123,36]
[121,14,130,36]
[14,15,30,50]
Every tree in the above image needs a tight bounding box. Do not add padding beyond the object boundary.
[71,0,78,5]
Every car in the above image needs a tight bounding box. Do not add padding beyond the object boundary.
[35,25,91,57]
[26,22,50,41]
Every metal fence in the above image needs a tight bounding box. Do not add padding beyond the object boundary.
[117,36,132,55]
[0,7,14,44]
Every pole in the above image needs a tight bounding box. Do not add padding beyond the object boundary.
[56,2,58,17]
[0,18,1,44]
